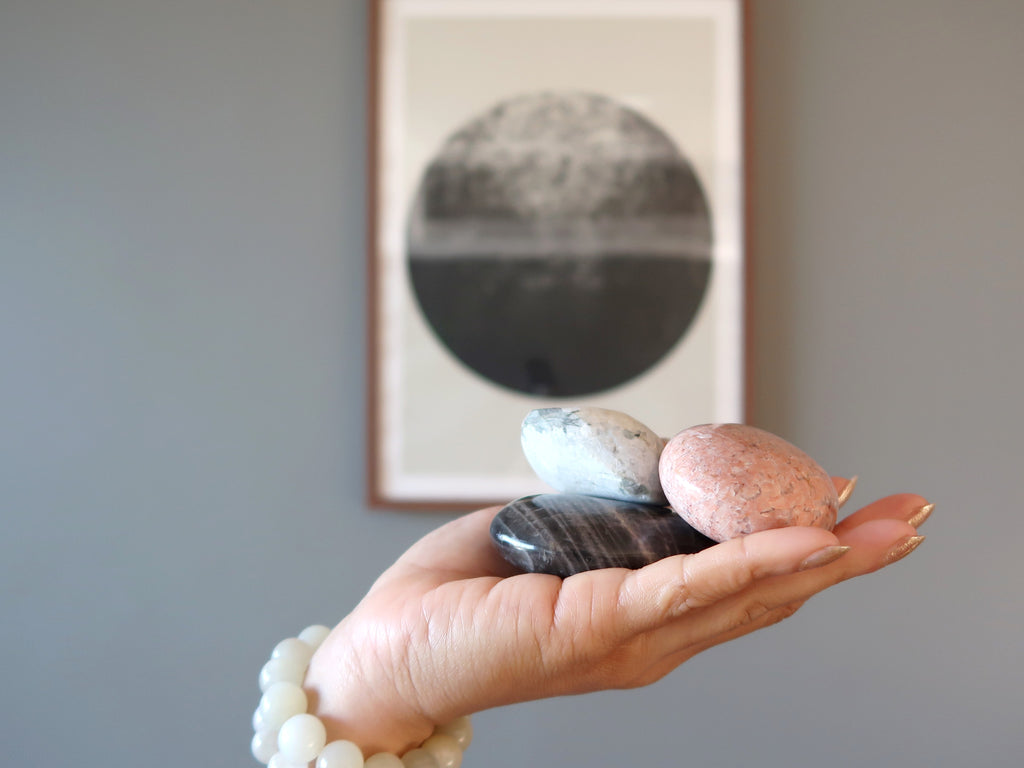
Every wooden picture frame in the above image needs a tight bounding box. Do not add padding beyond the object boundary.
[368,0,750,509]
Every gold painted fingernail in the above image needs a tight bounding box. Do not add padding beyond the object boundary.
[837,476,858,508]
[798,545,851,571]
[883,535,926,565]
[908,503,935,529]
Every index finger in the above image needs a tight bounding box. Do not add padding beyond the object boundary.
[595,525,844,640]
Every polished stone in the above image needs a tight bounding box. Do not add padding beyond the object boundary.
[659,423,839,542]
[490,493,715,577]
[520,406,668,504]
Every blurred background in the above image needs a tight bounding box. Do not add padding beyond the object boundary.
[2,1,1021,766]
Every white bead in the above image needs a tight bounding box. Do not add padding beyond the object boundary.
[435,717,472,750]
[258,682,308,731]
[251,730,279,764]
[400,748,439,768]
[421,733,461,768]
[260,656,308,691]
[268,752,310,768]
[253,706,267,732]
[364,754,404,768]
[272,637,315,668]
[278,713,327,765]
[317,740,364,768]
[298,624,332,649]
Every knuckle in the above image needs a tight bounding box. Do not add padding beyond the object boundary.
[739,598,773,626]
[576,635,652,691]
[678,539,760,613]
[603,638,652,688]
[765,603,801,627]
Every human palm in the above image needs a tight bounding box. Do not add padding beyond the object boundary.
[305,481,928,755]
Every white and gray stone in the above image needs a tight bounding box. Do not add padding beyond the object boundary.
[521,407,668,504]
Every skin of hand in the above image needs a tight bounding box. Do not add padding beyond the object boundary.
[303,480,929,755]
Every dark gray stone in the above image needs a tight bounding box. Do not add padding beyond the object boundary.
[490,493,716,577]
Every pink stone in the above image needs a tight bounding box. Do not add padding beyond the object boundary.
[658,424,838,542]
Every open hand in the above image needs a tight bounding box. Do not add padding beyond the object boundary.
[304,481,929,754]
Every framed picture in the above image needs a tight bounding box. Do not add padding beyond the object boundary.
[368,0,749,509]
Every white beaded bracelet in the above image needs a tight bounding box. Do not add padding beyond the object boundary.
[251,624,473,768]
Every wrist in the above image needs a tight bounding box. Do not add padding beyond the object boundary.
[304,646,436,756]
[251,622,474,766]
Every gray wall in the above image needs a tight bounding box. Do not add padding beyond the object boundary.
[2,1,1021,766]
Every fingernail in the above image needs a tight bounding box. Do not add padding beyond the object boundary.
[907,503,935,529]
[883,535,926,565]
[798,545,851,571]
[837,476,858,508]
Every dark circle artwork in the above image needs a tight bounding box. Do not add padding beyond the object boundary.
[406,91,712,398]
